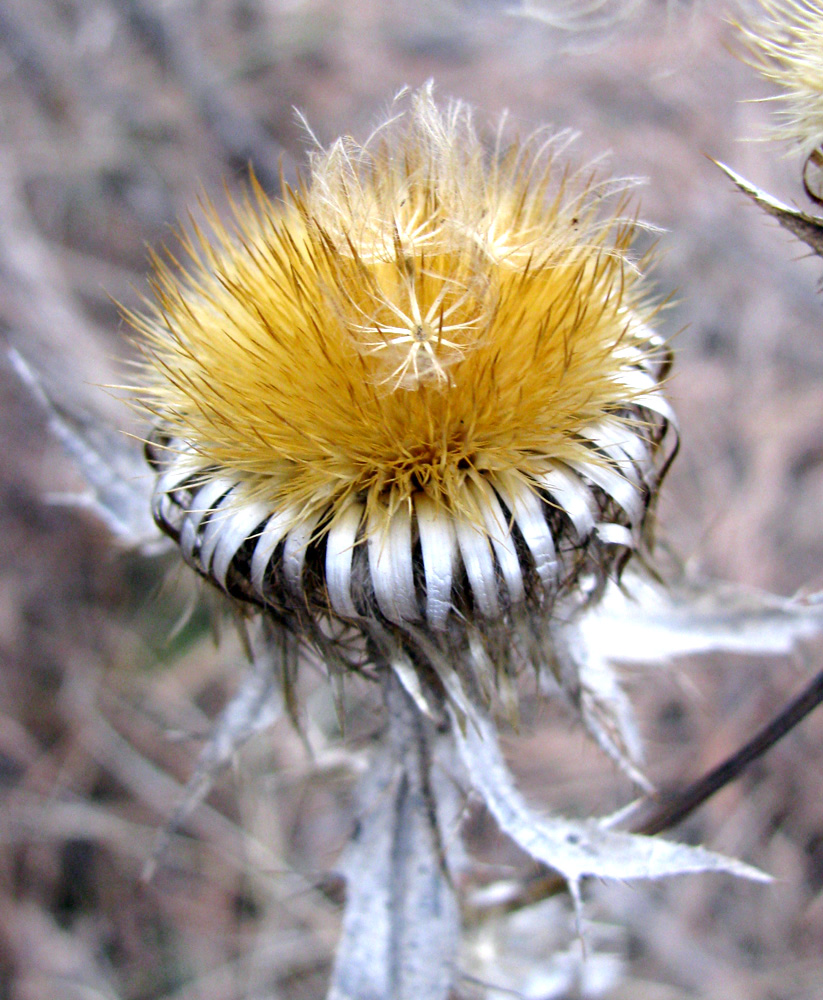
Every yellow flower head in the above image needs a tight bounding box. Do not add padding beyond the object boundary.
[133,87,675,687]
[736,0,823,156]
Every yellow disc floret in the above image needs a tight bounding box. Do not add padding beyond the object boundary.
[133,88,657,543]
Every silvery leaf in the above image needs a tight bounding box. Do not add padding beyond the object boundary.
[451,698,769,923]
[579,570,823,666]
[144,620,283,880]
[327,673,459,1000]
[715,160,823,257]
[8,347,164,551]
[461,897,625,1000]
[552,624,650,790]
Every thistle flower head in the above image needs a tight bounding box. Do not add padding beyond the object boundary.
[736,0,823,157]
[133,86,675,702]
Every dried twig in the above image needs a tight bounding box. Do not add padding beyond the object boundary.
[634,664,823,836]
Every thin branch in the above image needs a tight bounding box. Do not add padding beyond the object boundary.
[635,665,823,836]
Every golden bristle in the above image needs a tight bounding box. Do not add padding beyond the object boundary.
[133,88,658,548]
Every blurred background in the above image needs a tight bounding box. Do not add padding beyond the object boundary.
[3,0,823,997]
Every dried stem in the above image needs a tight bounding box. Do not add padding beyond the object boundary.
[635,664,823,836]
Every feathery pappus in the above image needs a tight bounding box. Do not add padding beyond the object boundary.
[130,85,676,711]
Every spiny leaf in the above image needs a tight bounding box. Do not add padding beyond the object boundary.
[551,624,650,791]
[579,569,823,665]
[450,697,769,928]
[715,159,823,257]
[143,621,283,881]
[7,347,164,551]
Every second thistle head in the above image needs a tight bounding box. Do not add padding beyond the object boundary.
[132,85,676,702]
[736,0,823,198]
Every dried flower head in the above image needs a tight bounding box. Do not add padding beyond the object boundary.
[736,0,823,156]
[131,86,675,711]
